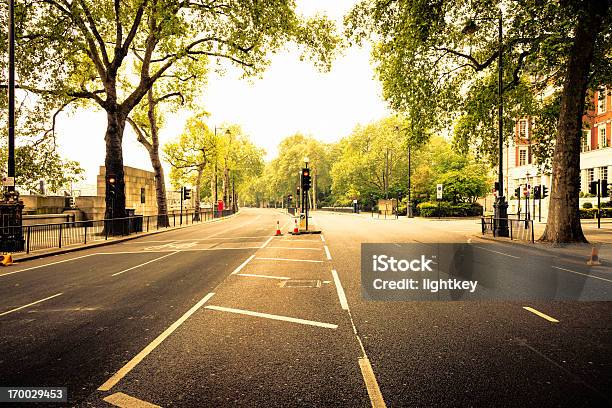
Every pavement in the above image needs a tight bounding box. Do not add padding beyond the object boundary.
[0,208,610,407]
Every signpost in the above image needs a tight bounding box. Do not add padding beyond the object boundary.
[436,184,443,218]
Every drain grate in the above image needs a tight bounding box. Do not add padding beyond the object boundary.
[281,279,322,288]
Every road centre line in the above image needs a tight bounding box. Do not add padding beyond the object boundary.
[103,392,161,408]
[99,247,262,255]
[331,270,349,310]
[0,292,63,317]
[522,306,560,323]
[0,253,97,278]
[236,273,290,280]
[231,255,256,275]
[260,236,274,248]
[472,245,520,259]
[136,236,270,243]
[255,257,324,263]
[552,266,612,283]
[205,305,338,329]
[98,292,216,391]
[324,245,332,260]
[111,252,179,276]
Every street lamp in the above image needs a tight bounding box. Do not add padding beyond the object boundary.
[213,126,231,206]
[462,14,509,236]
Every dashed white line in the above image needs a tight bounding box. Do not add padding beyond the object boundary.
[205,305,338,329]
[320,235,326,242]
[0,292,63,317]
[231,254,256,275]
[0,253,97,278]
[111,251,179,276]
[254,257,324,263]
[98,292,216,391]
[552,266,612,283]
[260,236,274,248]
[265,247,322,251]
[236,273,290,280]
[523,306,559,323]
[324,245,332,260]
[331,270,349,310]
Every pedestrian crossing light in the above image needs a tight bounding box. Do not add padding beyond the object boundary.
[514,187,520,198]
[602,180,609,197]
[301,168,311,191]
[182,187,191,200]
[589,181,598,195]
[542,185,549,198]
[106,174,117,198]
[533,185,541,199]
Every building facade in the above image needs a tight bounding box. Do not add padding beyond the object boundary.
[504,88,611,218]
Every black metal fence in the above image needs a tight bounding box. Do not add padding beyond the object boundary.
[1,209,235,254]
[481,216,535,243]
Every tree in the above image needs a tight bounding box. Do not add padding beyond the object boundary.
[2,0,339,220]
[345,0,612,243]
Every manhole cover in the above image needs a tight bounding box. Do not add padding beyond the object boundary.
[281,279,321,288]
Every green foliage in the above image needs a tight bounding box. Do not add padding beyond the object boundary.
[417,201,482,217]
[582,202,593,209]
[580,208,611,219]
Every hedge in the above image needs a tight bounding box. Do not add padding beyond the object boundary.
[417,202,483,217]
[579,208,612,219]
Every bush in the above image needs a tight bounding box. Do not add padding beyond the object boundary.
[601,200,612,208]
[416,201,483,217]
[582,202,593,209]
[580,208,612,219]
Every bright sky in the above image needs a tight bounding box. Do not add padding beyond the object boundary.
[54,0,390,186]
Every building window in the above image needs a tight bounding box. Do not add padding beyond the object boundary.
[581,130,590,152]
[141,188,146,204]
[588,168,595,183]
[600,126,608,148]
[600,167,609,182]
[518,119,529,139]
[519,149,527,166]
[597,88,607,114]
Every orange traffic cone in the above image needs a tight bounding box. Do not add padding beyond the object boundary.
[293,219,299,234]
[275,221,282,236]
[587,246,602,266]
[0,253,13,266]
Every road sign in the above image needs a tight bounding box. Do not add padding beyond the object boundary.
[2,176,14,187]
[436,184,443,200]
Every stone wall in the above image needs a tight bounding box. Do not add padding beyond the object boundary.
[97,165,158,216]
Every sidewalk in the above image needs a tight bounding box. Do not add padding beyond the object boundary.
[8,211,241,263]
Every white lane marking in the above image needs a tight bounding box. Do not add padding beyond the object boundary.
[231,255,256,275]
[320,235,326,242]
[205,305,338,329]
[552,266,612,283]
[265,246,322,251]
[359,357,388,408]
[0,292,63,317]
[98,292,216,391]
[103,392,161,408]
[331,270,349,310]
[254,257,324,263]
[523,306,560,323]
[279,239,321,243]
[136,236,271,243]
[236,273,290,280]
[111,252,179,276]
[0,254,97,278]
[472,245,520,259]
[100,247,262,255]
[324,245,332,260]
[260,236,274,249]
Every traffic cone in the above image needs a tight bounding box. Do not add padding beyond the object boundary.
[0,253,13,266]
[587,246,602,266]
[275,221,282,236]
[292,219,299,234]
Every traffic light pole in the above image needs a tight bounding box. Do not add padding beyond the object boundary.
[598,180,601,229]
[180,187,183,226]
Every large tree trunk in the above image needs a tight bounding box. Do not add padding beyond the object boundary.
[150,149,168,226]
[104,110,127,220]
[194,166,203,220]
[540,0,608,243]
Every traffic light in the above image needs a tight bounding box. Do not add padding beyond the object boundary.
[106,174,117,198]
[542,185,549,198]
[301,168,311,191]
[533,185,541,199]
[514,187,520,198]
[602,179,609,197]
[589,181,598,195]
[494,181,500,192]
[296,186,301,197]
[182,187,191,200]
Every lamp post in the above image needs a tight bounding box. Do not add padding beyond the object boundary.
[214,126,231,208]
[8,0,16,192]
[462,14,509,236]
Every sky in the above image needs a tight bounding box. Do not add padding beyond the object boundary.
[54,0,391,187]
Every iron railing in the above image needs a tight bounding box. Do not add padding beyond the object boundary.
[481,216,534,243]
[1,209,235,254]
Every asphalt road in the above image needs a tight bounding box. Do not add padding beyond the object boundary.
[0,208,610,407]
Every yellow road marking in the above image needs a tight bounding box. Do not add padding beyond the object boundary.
[523,306,559,323]
[103,392,161,408]
[358,357,387,408]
